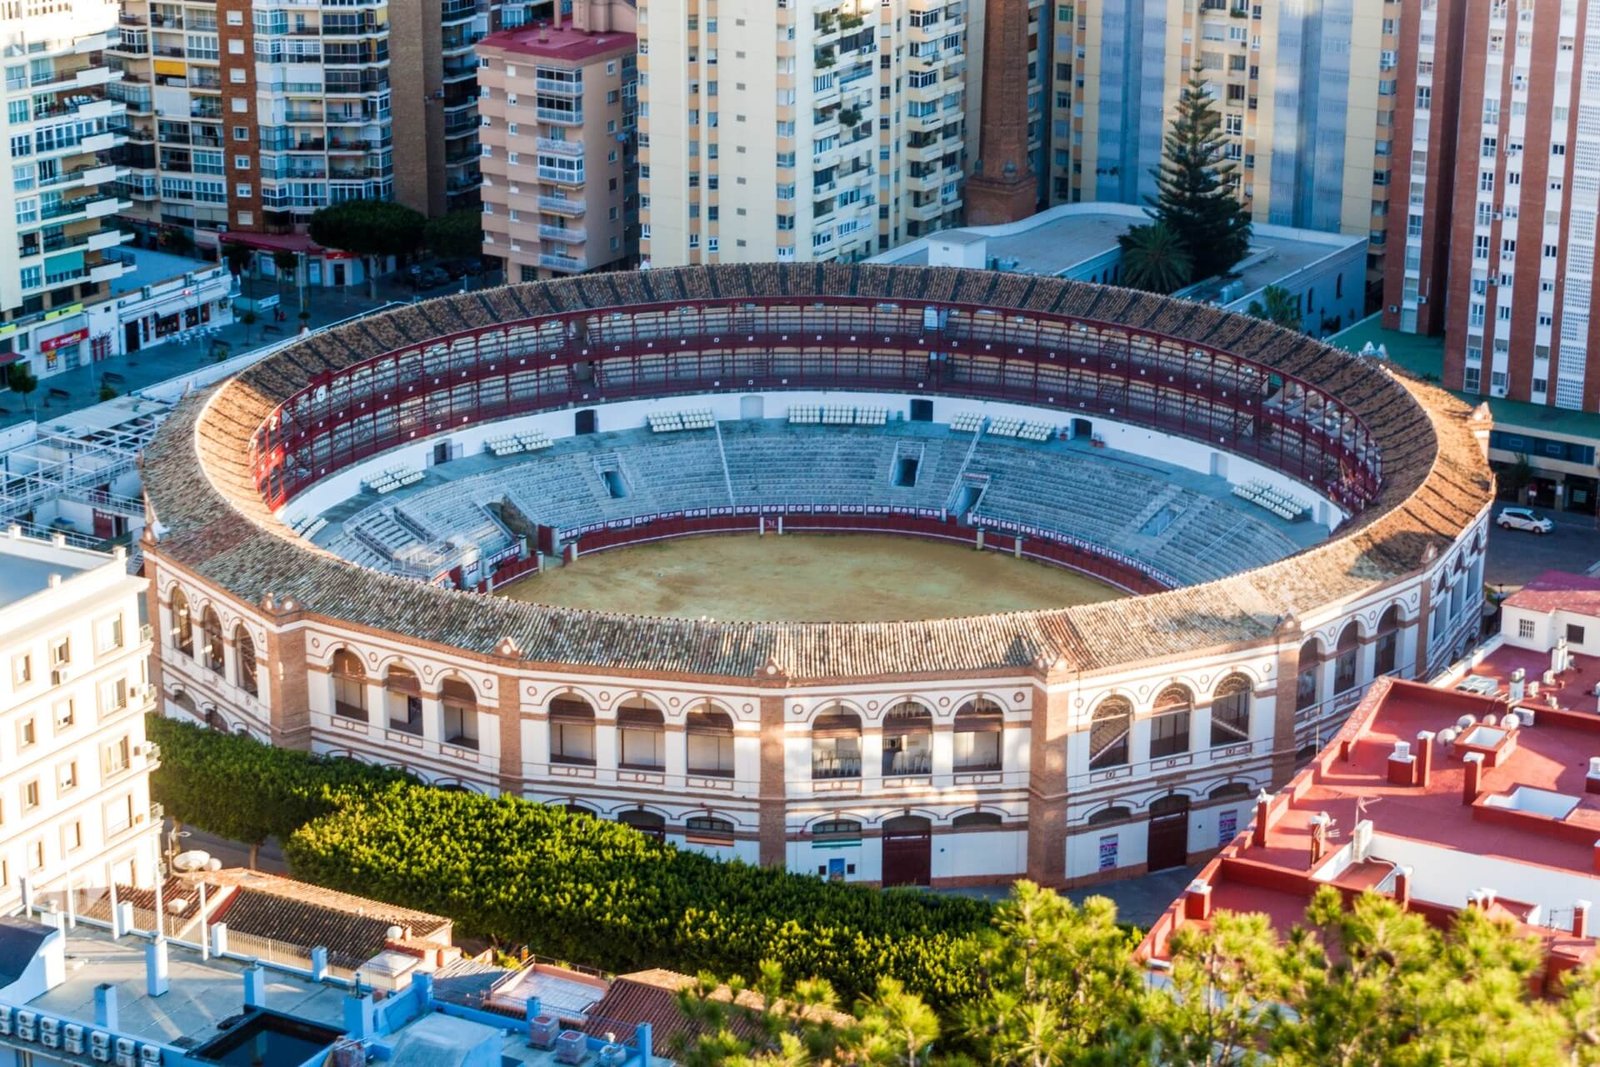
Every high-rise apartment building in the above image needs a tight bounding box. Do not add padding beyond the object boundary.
[108,0,395,245]
[0,0,132,364]
[108,0,519,256]
[477,7,638,279]
[0,530,159,913]
[1386,0,1600,413]
[1047,0,1400,291]
[637,0,970,267]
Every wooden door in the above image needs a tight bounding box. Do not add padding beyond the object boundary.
[1146,795,1191,872]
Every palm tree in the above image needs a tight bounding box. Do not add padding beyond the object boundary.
[1118,222,1194,294]
[1247,284,1302,330]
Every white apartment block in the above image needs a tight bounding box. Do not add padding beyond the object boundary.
[0,528,159,915]
[0,0,134,369]
[636,0,970,267]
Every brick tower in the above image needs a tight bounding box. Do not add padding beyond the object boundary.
[966,0,1037,225]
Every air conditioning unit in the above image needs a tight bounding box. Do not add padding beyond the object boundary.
[0,1005,12,1036]
[91,1031,112,1062]
[554,1030,588,1065]
[597,1042,627,1067]
[41,1017,60,1047]
[529,1015,561,1050]
[17,1010,37,1041]
[116,1037,137,1067]
[140,1044,162,1064]
[64,1023,85,1054]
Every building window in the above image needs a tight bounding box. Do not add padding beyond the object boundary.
[101,736,131,777]
[685,706,735,776]
[96,615,125,655]
[18,717,36,750]
[1334,622,1361,693]
[1374,607,1402,675]
[442,677,477,749]
[1148,685,1193,759]
[617,702,665,770]
[50,636,70,668]
[331,649,367,719]
[57,760,77,794]
[549,696,596,765]
[171,589,194,657]
[385,666,423,735]
[811,708,862,778]
[953,697,1004,771]
[1088,697,1132,770]
[1209,675,1252,747]
[53,699,74,733]
[684,815,734,843]
[1296,637,1322,711]
[21,780,40,811]
[98,677,128,716]
[201,607,224,674]
[1568,624,1587,645]
[882,701,932,776]
[235,626,257,696]
[1518,618,1536,639]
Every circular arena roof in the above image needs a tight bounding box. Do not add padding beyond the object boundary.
[143,265,1494,682]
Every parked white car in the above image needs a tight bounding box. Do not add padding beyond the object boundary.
[1496,507,1554,534]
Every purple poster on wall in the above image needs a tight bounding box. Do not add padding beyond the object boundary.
[1098,833,1118,871]
[1218,809,1238,847]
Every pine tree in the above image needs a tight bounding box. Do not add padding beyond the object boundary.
[1148,69,1253,283]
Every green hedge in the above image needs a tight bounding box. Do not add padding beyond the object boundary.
[146,715,413,846]
[148,716,993,1005]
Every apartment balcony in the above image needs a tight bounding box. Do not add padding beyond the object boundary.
[41,162,121,192]
[536,107,582,126]
[538,196,585,217]
[442,59,477,83]
[41,193,126,225]
[108,34,148,56]
[534,76,583,95]
[440,0,480,21]
[538,225,585,244]
[539,252,585,273]
[535,137,583,157]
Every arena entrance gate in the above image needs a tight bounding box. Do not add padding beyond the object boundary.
[1146,795,1191,872]
[881,815,932,887]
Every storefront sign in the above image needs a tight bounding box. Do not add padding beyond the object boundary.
[40,328,89,353]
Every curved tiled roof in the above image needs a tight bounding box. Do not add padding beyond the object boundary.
[142,265,1494,681]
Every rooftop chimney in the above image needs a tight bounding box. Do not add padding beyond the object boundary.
[1183,879,1214,921]
[94,984,119,1031]
[1576,900,1591,939]
[1588,757,1600,796]
[1386,739,1415,786]
[1415,730,1435,788]
[1393,865,1412,906]
[1462,752,1484,805]
[1252,790,1271,848]
[1510,668,1526,701]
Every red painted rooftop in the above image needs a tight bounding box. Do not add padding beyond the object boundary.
[1138,673,1600,979]
[480,20,635,62]
[1504,570,1600,616]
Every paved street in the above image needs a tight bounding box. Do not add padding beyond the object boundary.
[161,820,289,876]
[1484,506,1600,589]
[1,262,500,431]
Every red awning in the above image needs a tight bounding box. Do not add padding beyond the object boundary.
[220,232,323,254]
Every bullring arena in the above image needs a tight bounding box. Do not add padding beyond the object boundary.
[142,264,1494,888]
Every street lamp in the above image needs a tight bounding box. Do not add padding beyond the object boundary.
[165,827,190,869]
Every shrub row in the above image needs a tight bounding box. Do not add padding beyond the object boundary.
[149,716,993,1005]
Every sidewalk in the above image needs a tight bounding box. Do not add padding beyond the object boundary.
[0,263,503,432]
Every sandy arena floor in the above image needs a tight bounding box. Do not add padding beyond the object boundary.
[498,533,1124,622]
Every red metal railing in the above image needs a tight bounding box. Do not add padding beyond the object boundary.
[246,298,1386,514]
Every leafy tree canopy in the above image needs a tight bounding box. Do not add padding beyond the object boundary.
[308,198,426,259]
[425,209,485,261]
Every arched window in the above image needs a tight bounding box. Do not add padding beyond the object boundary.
[1374,606,1402,676]
[331,650,366,719]
[235,626,258,697]
[686,706,735,777]
[171,589,193,658]
[1209,781,1253,800]
[1296,637,1322,712]
[882,700,932,776]
[550,696,596,765]
[617,809,666,840]
[1087,805,1132,826]
[1209,675,1252,747]
[811,709,862,779]
[685,815,735,842]
[1088,697,1132,770]
[811,818,863,841]
[1334,622,1361,694]
[385,665,422,735]
[952,811,1003,829]
[1149,685,1193,758]
[200,607,224,674]
[563,802,596,818]
[954,697,1004,771]
[617,701,665,770]
[441,677,478,749]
